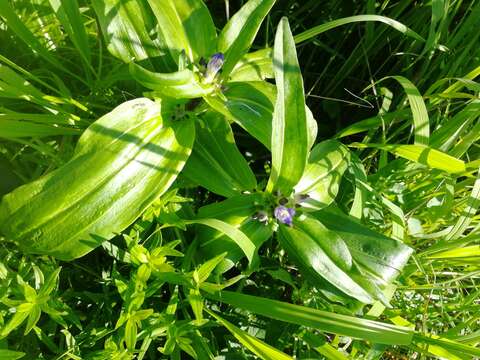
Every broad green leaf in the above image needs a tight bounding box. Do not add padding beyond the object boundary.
[196,194,273,272]
[206,309,293,360]
[146,0,216,62]
[350,143,466,173]
[182,112,257,197]
[314,207,413,283]
[294,140,350,210]
[205,81,275,148]
[129,63,214,98]
[278,221,373,304]
[48,0,91,66]
[0,350,25,360]
[207,81,316,150]
[294,215,352,272]
[205,291,414,345]
[267,18,308,195]
[294,15,425,44]
[414,333,480,358]
[92,0,174,69]
[230,48,274,81]
[218,0,276,78]
[0,98,194,260]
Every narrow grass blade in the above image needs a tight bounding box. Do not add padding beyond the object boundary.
[206,291,414,345]
[379,76,430,145]
[206,309,293,360]
[350,143,466,174]
[294,15,425,44]
[445,168,480,240]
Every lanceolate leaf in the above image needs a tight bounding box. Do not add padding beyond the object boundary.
[196,194,273,272]
[186,218,256,265]
[205,81,275,149]
[230,48,274,82]
[278,222,373,304]
[0,99,194,260]
[147,0,216,62]
[129,63,214,98]
[205,291,414,345]
[206,81,317,150]
[218,0,276,78]
[314,207,414,283]
[92,0,174,69]
[294,140,350,210]
[182,112,257,197]
[267,18,309,195]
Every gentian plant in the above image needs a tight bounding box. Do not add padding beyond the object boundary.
[0,0,479,359]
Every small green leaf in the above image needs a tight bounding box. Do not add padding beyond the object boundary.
[125,318,137,351]
[24,305,41,335]
[267,17,308,195]
[196,253,227,284]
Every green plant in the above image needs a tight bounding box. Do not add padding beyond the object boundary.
[0,0,478,359]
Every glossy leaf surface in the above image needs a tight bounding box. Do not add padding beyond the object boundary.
[218,0,276,78]
[182,112,257,197]
[0,99,194,260]
[267,18,308,195]
[294,140,350,210]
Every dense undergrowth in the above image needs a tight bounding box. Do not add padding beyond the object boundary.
[0,0,479,359]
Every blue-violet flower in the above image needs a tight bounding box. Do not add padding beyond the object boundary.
[274,206,295,226]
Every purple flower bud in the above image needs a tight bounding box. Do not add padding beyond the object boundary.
[274,206,295,226]
[205,53,224,80]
